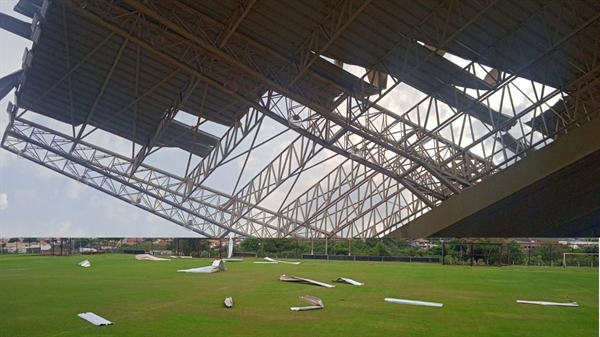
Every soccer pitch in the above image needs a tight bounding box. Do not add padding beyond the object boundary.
[0,254,597,336]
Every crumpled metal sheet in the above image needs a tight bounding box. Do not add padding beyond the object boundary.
[177,260,226,273]
[280,275,335,288]
[332,277,364,286]
[135,254,170,261]
[291,295,324,311]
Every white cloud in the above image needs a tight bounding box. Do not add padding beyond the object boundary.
[65,180,86,200]
[54,221,86,237]
[0,193,7,210]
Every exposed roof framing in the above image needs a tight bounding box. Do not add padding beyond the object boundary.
[2,0,599,237]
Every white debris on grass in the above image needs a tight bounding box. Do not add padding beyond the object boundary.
[78,312,113,326]
[516,300,579,307]
[332,277,364,286]
[224,297,233,308]
[135,254,170,261]
[291,295,324,311]
[178,266,218,273]
[280,275,336,288]
[177,260,227,273]
[227,237,234,258]
[384,298,443,307]
[263,257,301,265]
[78,260,91,267]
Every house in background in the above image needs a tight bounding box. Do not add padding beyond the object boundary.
[411,238,436,249]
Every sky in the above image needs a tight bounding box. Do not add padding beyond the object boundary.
[0,1,558,238]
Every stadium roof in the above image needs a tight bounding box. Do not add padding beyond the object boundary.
[1,0,599,237]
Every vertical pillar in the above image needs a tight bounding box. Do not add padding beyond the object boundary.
[311,237,314,255]
[470,244,474,266]
[498,244,502,267]
[325,237,328,256]
[442,241,445,265]
[348,239,352,256]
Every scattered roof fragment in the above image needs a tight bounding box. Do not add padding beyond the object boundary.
[280,275,335,288]
[224,297,233,308]
[264,257,301,265]
[78,312,114,326]
[517,300,579,307]
[177,260,227,273]
[291,295,324,311]
[332,277,364,286]
[135,254,170,261]
[384,297,443,307]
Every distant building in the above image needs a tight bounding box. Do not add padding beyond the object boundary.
[515,239,543,250]
[558,239,599,249]
[2,240,51,253]
[411,238,436,249]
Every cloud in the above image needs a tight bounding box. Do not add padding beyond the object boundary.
[54,221,87,237]
[65,180,86,200]
[0,193,7,210]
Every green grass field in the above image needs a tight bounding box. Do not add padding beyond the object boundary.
[0,254,597,336]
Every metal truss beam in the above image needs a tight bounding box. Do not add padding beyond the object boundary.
[217,0,256,49]
[100,0,486,197]
[2,118,308,238]
[223,134,321,225]
[182,107,265,197]
[278,159,379,237]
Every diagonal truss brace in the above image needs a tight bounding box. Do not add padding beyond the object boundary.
[129,77,200,175]
[182,107,264,198]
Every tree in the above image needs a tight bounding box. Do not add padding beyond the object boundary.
[371,242,391,256]
[240,238,261,253]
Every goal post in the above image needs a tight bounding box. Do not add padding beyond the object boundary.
[563,253,599,267]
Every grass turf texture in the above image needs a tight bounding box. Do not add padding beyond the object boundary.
[0,254,597,336]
